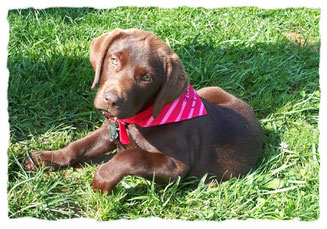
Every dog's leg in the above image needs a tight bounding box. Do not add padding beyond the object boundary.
[24,120,117,171]
[92,148,189,194]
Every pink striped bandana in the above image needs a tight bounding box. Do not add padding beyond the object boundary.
[111,85,207,144]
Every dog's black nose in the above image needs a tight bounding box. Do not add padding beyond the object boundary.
[104,91,122,108]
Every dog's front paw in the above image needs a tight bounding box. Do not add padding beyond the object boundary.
[23,151,59,171]
[92,166,117,194]
[23,151,43,171]
[93,174,112,194]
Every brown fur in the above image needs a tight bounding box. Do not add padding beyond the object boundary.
[24,28,263,194]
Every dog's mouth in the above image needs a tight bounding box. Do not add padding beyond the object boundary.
[101,109,137,120]
[101,110,114,119]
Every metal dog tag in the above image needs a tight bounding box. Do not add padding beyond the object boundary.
[109,122,119,141]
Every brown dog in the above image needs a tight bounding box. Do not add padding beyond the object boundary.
[24,28,263,194]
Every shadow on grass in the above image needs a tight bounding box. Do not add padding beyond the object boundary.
[8,41,319,134]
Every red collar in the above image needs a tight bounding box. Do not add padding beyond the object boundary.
[109,85,207,144]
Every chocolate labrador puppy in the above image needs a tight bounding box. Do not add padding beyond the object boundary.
[24,28,263,194]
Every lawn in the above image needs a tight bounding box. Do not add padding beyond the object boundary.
[7,7,320,221]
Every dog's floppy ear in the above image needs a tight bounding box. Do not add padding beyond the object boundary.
[89,28,124,90]
[153,53,189,118]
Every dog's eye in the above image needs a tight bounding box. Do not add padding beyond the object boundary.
[110,57,118,65]
[141,74,152,82]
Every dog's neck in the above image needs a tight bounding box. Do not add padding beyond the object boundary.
[108,85,207,144]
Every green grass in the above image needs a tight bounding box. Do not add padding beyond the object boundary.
[7,7,320,221]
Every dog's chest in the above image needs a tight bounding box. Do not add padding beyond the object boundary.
[115,124,159,152]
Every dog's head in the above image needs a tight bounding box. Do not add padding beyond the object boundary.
[90,28,189,119]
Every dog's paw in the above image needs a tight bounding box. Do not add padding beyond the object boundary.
[92,167,116,194]
[93,176,111,194]
[23,151,42,171]
[23,151,59,171]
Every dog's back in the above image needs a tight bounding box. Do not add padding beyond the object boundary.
[195,86,264,180]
